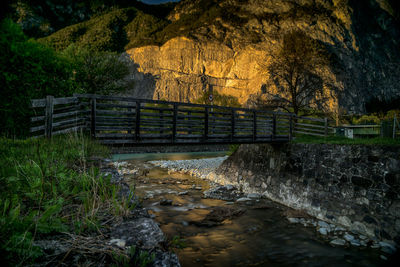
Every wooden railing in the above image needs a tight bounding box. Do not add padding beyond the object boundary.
[30,94,334,145]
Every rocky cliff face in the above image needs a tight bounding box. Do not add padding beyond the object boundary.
[126,0,400,113]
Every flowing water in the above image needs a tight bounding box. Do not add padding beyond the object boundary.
[113,153,385,267]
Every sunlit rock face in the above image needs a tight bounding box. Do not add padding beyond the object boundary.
[126,0,400,113]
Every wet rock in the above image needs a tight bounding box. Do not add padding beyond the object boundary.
[344,234,355,242]
[160,199,173,206]
[379,241,397,254]
[225,184,235,190]
[247,193,261,199]
[319,228,328,236]
[380,255,388,261]
[178,191,188,195]
[190,206,245,227]
[288,217,300,224]
[111,218,165,249]
[181,221,189,226]
[236,197,252,202]
[108,238,126,248]
[153,250,181,267]
[350,239,361,247]
[203,186,239,201]
[318,221,330,229]
[330,239,346,246]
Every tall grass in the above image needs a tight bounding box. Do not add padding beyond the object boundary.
[0,133,134,265]
[292,135,400,145]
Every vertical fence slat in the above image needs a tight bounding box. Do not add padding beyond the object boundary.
[253,111,257,141]
[231,109,235,141]
[90,98,96,138]
[324,117,328,137]
[272,114,277,140]
[289,115,293,141]
[135,101,140,141]
[45,95,54,138]
[204,107,209,141]
[172,103,177,143]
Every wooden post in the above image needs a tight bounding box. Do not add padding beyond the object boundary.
[272,114,277,140]
[324,117,328,137]
[253,111,257,142]
[289,115,293,141]
[90,98,96,138]
[128,106,132,134]
[188,110,192,135]
[393,114,397,139]
[172,103,177,143]
[231,109,235,142]
[135,101,140,141]
[204,107,209,141]
[45,95,54,138]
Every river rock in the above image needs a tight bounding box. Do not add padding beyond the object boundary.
[153,250,181,267]
[288,217,300,224]
[318,221,330,229]
[319,228,328,236]
[379,242,397,254]
[343,234,355,242]
[236,197,252,202]
[108,238,126,248]
[160,199,173,206]
[178,191,188,195]
[110,218,165,249]
[247,193,261,199]
[330,239,346,246]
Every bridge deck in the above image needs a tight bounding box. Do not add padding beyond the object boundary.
[30,94,333,145]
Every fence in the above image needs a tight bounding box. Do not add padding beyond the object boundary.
[30,94,334,145]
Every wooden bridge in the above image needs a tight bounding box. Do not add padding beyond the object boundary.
[30,94,333,145]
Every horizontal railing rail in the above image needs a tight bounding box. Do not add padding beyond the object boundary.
[30,94,334,145]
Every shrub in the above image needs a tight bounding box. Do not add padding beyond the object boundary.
[0,19,75,137]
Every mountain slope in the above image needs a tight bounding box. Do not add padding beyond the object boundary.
[40,0,400,113]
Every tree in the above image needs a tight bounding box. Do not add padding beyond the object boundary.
[257,30,333,116]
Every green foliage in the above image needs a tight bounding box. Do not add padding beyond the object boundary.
[112,245,155,267]
[195,90,241,108]
[61,45,132,94]
[292,135,400,145]
[168,235,187,250]
[40,8,138,52]
[0,133,117,264]
[0,19,76,137]
[259,30,332,115]
[228,144,240,156]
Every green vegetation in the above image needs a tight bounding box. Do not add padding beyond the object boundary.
[0,133,141,265]
[292,135,400,145]
[39,8,138,52]
[0,19,76,137]
[38,0,254,51]
[195,90,241,107]
[0,19,132,137]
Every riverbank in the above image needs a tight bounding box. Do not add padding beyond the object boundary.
[148,148,398,257]
[0,136,179,266]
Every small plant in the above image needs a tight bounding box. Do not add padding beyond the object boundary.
[112,246,155,267]
[168,235,187,250]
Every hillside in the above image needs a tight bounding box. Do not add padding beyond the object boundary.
[38,0,400,113]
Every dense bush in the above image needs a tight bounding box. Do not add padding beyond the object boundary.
[0,19,133,137]
[40,8,138,52]
[0,19,76,137]
[61,45,133,94]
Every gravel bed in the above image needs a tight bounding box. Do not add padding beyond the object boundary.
[149,156,228,179]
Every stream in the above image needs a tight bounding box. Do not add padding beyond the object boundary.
[113,152,385,267]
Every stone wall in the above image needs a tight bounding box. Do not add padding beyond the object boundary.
[211,143,400,244]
